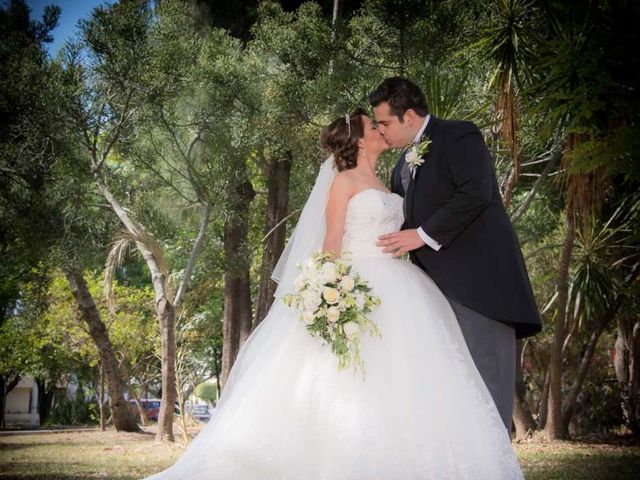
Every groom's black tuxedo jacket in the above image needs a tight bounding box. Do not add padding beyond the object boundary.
[391,116,541,338]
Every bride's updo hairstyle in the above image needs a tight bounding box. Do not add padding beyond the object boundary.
[321,108,367,172]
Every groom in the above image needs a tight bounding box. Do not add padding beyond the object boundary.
[371,77,541,430]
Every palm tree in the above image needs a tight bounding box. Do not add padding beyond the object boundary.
[560,199,639,433]
[534,3,633,437]
[472,0,538,208]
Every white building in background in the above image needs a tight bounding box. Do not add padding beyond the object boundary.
[4,376,39,428]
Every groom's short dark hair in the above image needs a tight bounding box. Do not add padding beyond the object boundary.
[369,77,429,121]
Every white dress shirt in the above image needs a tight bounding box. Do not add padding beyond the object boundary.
[411,115,442,252]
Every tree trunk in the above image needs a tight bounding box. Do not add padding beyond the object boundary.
[613,264,640,437]
[499,80,520,209]
[561,320,608,431]
[35,378,55,426]
[94,177,177,441]
[220,175,255,390]
[614,323,629,385]
[562,263,638,432]
[538,370,550,429]
[0,375,4,430]
[65,269,139,432]
[513,339,536,440]
[255,154,292,328]
[0,374,20,430]
[545,207,575,440]
[212,343,221,405]
[98,362,106,431]
[155,296,177,442]
[129,388,150,426]
[628,320,640,436]
[615,314,640,436]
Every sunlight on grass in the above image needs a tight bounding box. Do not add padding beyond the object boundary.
[517,437,640,480]
[1,425,639,479]
[0,425,190,480]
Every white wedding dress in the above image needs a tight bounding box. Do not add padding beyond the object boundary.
[145,188,523,480]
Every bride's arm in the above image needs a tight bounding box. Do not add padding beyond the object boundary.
[322,174,351,259]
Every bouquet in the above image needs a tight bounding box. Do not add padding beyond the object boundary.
[282,251,381,376]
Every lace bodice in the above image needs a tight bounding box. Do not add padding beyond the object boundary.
[341,188,405,258]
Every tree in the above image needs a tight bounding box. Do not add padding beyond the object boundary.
[65,269,140,431]
[0,0,62,329]
[1,0,147,432]
[60,0,183,440]
[3,0,639,444]
[194,381,217,404]
[138,0,255,393]
[1,272,96,429]
[559,200,640,432]
[536,0,640,439]
[615,299,640,437]
[471,0,539,208]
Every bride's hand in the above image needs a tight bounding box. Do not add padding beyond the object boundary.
[376,230,425,256]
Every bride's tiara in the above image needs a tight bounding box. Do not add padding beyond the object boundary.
[345,113,351,138]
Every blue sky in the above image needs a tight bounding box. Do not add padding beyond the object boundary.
[26,0,106,55]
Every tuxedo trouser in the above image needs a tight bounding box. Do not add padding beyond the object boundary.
[447,298,516,431]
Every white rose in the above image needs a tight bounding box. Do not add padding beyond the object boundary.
[309,276,323,290]
[302,311,315,325]
[322,262,338,283]
[339,275,355,291]
[304,299,320,312]
[301,288,314,301]
[342,321,360,340]
[326,306,340,323]
[303,291,321,311]
[323,287,339,304]
[293,274,306,292]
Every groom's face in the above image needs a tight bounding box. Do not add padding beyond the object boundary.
[372,102,416,149]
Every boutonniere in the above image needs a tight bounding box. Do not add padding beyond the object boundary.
[405,137,432,177]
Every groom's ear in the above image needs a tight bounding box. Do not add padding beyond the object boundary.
[403,109,417,126]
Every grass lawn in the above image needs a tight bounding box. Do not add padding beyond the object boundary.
[1,424,639,479]
[516,435,640,480]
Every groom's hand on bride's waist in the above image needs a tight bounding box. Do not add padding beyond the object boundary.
[377,230,425,256]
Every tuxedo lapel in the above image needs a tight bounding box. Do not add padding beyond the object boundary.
[406,116,438,225]
[404,173,414,222]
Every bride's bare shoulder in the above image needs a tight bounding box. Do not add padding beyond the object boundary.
[330,170,357,197]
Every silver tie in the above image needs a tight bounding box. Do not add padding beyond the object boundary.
[400,155,411,193]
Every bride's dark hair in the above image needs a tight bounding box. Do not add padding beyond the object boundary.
[320,108,367,172]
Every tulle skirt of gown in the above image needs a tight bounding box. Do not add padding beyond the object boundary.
[144,256,523,479]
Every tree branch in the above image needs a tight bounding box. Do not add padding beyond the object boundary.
[511,149,562,224]
[173,202,211,308]
[94,89,134,173]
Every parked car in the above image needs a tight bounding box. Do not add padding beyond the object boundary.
[129,398,161,421]
[130,398,183,421]
[190,404,213,422]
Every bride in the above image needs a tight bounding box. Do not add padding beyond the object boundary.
[144,109,524,479]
